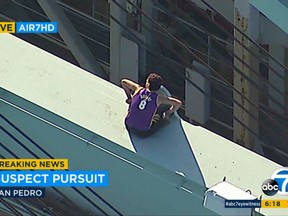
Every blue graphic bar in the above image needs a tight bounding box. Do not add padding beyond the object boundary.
[0,171,108,187]
[16,22,58,33]
[0,187,45,198]
[225,200,261,208]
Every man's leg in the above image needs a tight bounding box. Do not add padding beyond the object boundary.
[145,104,173,136]
[156,104,172,117]
[147,113,169,136]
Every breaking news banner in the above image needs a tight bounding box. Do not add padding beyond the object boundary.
[0,22,58,33]
[0,159,68,170]
[225,200,288,208]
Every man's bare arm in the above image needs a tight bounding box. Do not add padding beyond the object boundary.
[121,79,142,102]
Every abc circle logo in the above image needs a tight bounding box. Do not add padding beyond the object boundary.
[262,167,288,196]
[262,179,278,196]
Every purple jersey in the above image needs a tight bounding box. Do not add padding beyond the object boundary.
[125,88,158,131]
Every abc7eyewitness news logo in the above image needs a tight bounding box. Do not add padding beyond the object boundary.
[262,168,288,196]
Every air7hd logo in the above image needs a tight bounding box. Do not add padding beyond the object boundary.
[262,167,288,196]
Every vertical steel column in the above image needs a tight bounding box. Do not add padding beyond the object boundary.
[109,0,127,84]
[233,0,260,152]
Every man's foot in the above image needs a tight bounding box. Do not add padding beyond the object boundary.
[163,111,173,120]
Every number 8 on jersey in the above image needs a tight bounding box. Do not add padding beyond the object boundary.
[138,100,147,110]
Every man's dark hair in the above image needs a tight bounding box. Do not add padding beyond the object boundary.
[147,73,162,91]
